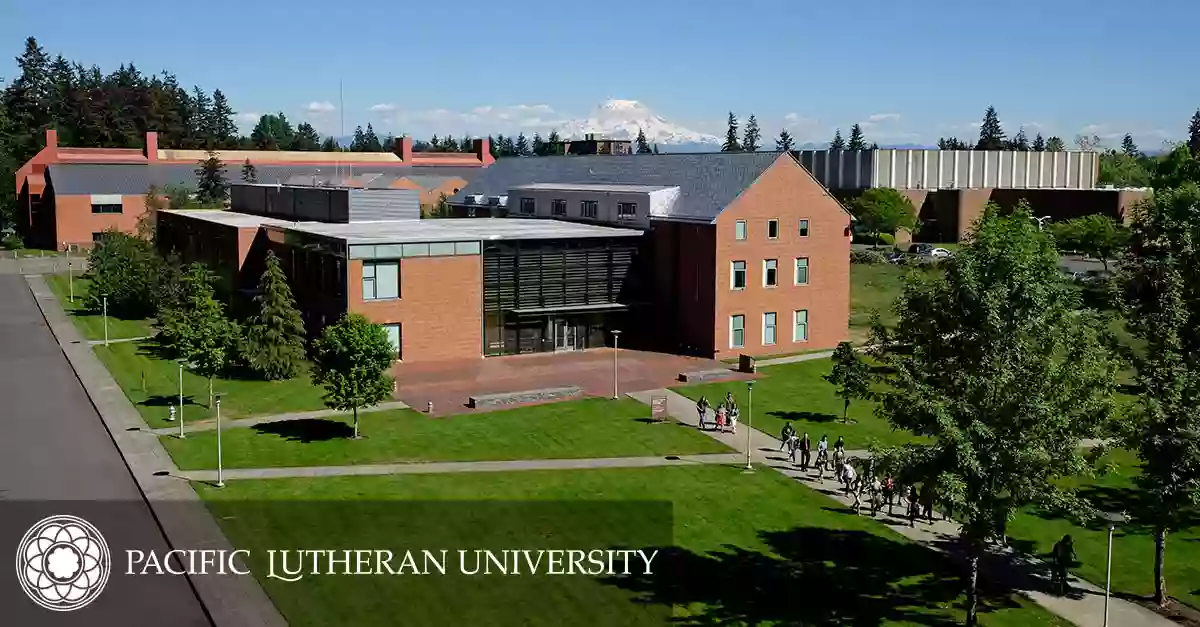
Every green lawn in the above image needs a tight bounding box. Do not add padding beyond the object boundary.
[45,273,153,340]
[94,340,328,428]
[195,465,1069,627]
[1008,448,1200,610]
[850,263,910,341]
[163,398,732,470]
[673,358,921,449]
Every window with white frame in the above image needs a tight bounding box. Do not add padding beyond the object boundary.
[382,323,402,359]
[519,197,536,214]
[362,260,400,300]
[793,309,809,341]
[763,312,777,345]
[735,220,747,240]
[767,219,779,239]
[731,261,747,290]
[730,314,745,348]
[551,199,567,216]
[763,259,778,287]
[798,219,810,237]
[794,257,809,285]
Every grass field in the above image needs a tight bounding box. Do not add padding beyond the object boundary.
[195,465,1069,627]
[1007,448,1200,610]
[163,398,732,469]
[673,358,919,449]
[45,273,153,340]
[94,340,328,428]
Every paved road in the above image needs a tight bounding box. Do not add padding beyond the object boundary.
[0,275,212,626]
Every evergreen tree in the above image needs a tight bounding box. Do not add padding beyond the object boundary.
[251,113,295,150]
[240,158,258,183]
[487,134,499,159]
[442,136,459,152]
[742,114,761,152]
[1009,128,1029,151]
[532,132,545,156]
[500,135,516,156]
[429,134,440,152]
[938,137,969,150]
[546,130,561,155]
[1188,109,1200,159]
[869,142,879,149]
[157,263,240,409]
[975,105,1006,150]
[291,122,321,151]
[721,112,741,152]
[209,89,238,148]
[460,135,473,153]
[320,136,339,151]
[514,132,530,156]
[829,129,845,150]
[1121,133,1140,158]
[362,123,383,152]
[381,134,396,153]
[652,144,660,155]
[190,86,214,148]
[1045,136,1066,152]
[1,37,52,164]
[775,129,794,151]
[194,150,227,206]
[635,128,652,154]
[311,313,396,439]
[1032,133,1046,151]
[242,251,307,380]
[846,123,866,150]
[493,134,507,156]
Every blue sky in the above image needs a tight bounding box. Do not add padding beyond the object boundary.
[2,0,1197,147]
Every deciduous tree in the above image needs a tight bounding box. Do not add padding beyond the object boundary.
[242,251,307,380]
[1045,136,1066,152]
[311,313,396,439]
[823,342,870,423]
[156,263,240,408]
[870,204,1119,626]
[850,188,917,248]
[1047,214,1129,272]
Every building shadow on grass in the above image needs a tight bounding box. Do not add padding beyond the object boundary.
[767,410,838,423]
[603,526,1035,626]
[253,419,353,443]
[139,394,200,408]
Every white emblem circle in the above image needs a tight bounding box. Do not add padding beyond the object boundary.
[15,514,111,612]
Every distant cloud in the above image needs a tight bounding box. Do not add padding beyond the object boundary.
[306,101,336,113]
[374,103,567,137]
[236,112,261,123]
[782,113,823,142]
[864,113,901,123]
[369,103,397,113]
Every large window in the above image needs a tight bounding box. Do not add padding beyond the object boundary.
[735,220,747,240]
[763,312,777,345]
[519,197,536,214]
[794,310,809,341]
[551,199,566,216]
[617,202,637,219]
[362,260,400,300]
[730,314,745,348]
[382,323,402,359]
[580,200,598,218]
[731,261,747,290]
[794,257,809,285]
[767,219,779,239]
[763,259,778,287]
[91,203,122,214]
[798,219,810,237]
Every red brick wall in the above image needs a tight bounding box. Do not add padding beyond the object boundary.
[54,194,149,246]
[713,155,852,358]
[347,255,482,362]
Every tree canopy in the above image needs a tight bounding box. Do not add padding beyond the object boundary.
[310,313,396,439]
[850,188,917,247]
[1048,214,1130,272]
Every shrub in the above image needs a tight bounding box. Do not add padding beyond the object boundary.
[851,250,887,265]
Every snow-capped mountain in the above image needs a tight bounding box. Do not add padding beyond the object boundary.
[557,100,721,146]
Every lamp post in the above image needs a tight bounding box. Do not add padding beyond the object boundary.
[1099,511,1127,627]
[214,394,225,488]
[743,380,755,472]
[101,294,109,346]
[65,243,74,303]
[177,359,186,439]
[611,330,622,399]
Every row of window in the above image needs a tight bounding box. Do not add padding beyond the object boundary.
[519,198,637,220]
[731,257,809,290]
[91,203,122,214]
[730,310,809,348]
[734,218,808,241]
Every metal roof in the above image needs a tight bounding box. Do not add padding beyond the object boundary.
[510,183,676,193]
[46,163,482,196]
[448,152,788,223]
[161,209,291,228]
[284,216,644,245]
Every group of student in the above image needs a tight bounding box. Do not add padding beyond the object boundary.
[694,393,740,434]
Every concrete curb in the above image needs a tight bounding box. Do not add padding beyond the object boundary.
[25,274,288,627]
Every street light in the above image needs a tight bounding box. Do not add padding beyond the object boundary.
[743,380,755,472]
[177,359,186,439]
[101,294,109,346]
[611,330,622,399]
[65,242,74,303]
[214,393,225,488]
[1099,510,1127,627]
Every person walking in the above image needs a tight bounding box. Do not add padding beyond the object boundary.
[906,486,919,527]
[881,475,895,516]
[815,435,829,480]
[779,422,796,451]
[919,483,936,523]
[799,432,811,470]
[1051,534,1076,596]
[787,436,799,464]
[696,396,709,430]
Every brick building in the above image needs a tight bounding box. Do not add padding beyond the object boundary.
[13,129,492,249]
[158,151,852,363]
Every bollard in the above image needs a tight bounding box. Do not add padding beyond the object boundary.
[168,406,176,422]
[427,401,433,414]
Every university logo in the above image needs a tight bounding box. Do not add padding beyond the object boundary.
[15,515,111,612]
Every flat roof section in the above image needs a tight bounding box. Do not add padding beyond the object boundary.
[510,183,677,193]
[285,217,644,245]
[160,209,293,228]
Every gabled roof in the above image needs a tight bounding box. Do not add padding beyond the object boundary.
[46,163,482,196]
[447,152,788,223]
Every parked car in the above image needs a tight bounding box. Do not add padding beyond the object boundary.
[886,252,906,264]
[908,243,935,255]
[927,247,953,259]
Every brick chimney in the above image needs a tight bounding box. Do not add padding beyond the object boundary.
[400,136,413,163]
[475,137,495,166]
[144,131,159,162]
[44,129,58,156]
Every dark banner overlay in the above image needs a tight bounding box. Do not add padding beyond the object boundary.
[3,500,674,627]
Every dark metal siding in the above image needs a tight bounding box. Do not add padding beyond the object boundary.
[348,189,420,221]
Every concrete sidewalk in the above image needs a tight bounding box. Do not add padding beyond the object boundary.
[628,388,1173,627]
[26,274,287,627]
[149,400,412,435]
[175,453,744,482]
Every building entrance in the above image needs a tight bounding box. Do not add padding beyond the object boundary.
[551,318,579,352]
